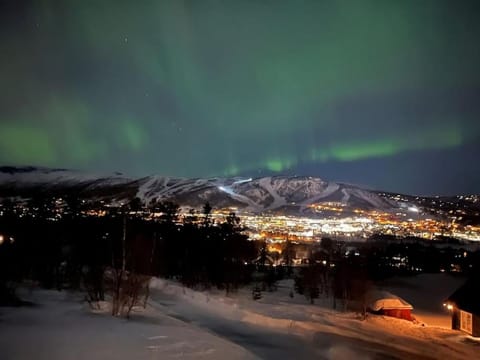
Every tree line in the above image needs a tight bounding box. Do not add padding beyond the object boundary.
[0,198,257,315]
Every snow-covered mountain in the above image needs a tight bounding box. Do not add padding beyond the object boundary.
[0,166,477,218]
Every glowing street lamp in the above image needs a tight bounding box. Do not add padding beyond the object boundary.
[443,303,454,311]
[0,234,4,245]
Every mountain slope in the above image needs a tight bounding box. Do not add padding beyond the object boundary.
[0,166,478,219]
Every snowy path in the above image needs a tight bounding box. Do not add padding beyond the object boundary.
[149,290,322,359]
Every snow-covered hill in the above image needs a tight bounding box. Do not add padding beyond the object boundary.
[0,166,477,218]
[4,275,475,360]
[0,166,130,187]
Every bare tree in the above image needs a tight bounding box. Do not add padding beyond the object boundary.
[110,214,154,318]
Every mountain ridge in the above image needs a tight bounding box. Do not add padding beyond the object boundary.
[0,166,478,220]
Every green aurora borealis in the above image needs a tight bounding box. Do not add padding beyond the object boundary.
[1,1,480,194]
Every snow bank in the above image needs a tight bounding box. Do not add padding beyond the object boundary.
[149,278,243,320]
[0,288,256,360]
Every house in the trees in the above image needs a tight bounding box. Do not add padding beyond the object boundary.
[366,290,413,321]
[445,280,480,337]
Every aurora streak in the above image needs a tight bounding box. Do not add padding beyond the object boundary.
[1,0,479,194]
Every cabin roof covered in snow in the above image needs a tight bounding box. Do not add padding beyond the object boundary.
[367,290,413,311]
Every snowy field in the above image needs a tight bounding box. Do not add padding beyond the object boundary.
[1,274,478,360]
[0,289,256,360]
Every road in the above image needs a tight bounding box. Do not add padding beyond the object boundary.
[149,289,323,359]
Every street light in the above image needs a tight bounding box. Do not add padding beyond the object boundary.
[0,234,4,245]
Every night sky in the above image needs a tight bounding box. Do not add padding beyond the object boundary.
[1,1,479,195]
